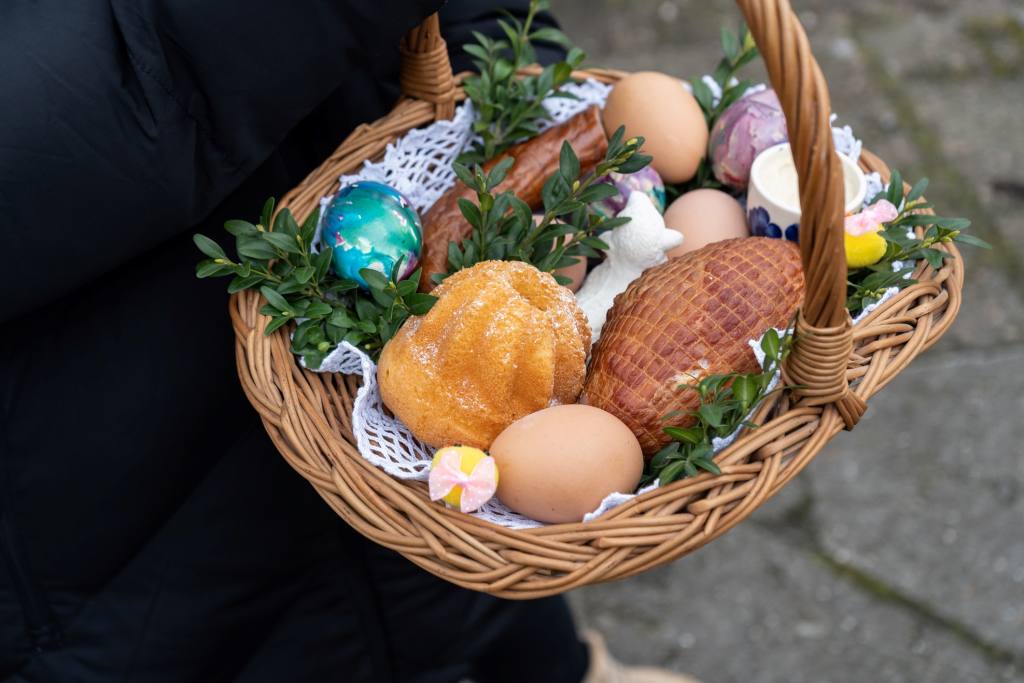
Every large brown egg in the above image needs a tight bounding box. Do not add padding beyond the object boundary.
[602,72,708,184]
[490,404,643,523]
[663,189,749,258]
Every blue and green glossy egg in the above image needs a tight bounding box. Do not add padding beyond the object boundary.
[320,181,422,288]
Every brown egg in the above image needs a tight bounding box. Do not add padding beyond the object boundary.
[663,189,749,258]
[602,71,709,184]
[490,404,643,524]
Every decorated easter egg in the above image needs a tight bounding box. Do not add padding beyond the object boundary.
[591,167,667,218]
[429,446,499,513]
[708,89,788,191]
[320,181,422,288]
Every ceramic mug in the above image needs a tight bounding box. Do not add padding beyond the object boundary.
[746,142,867,243]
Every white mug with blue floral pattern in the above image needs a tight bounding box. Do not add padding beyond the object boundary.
[747,142,866,243]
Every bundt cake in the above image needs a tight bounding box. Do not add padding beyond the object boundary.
[582,237,805,455]
[378,260,592,449]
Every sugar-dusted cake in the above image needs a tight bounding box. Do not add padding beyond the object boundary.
[582,238,805,455]
[378,260,591,449]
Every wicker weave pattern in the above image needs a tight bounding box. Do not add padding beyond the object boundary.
[229,4,964,597]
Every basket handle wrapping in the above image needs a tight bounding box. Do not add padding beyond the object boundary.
[399,13,457,119]
[398,2,865,428]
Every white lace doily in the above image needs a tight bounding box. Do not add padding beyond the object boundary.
[305,77,867,529]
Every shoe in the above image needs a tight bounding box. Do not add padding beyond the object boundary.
[581,629,705,683]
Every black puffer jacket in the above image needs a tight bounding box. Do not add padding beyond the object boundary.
[0,2,580,682]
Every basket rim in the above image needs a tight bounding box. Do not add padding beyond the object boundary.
[229,66,963,598]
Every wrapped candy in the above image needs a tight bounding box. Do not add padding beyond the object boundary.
[709,89,788,191]
[320,181,422,288]
[844,199,898,268]
[429,446,499,513]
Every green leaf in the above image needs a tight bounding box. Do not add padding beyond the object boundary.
[274,209,300,237]
[313,247,334,281]
[457,198,482,228]
[721,27,740,61]
[304,300,333,318]
[263,315,291,336]
[952,232,991,249]
[658,460,688,486]
[694,458,722,475]
[260,198,276,229]
[760,328,781,361]
[558,141,580,182]
[227,274,264,293]
[196,260,230,278]
[530,26,573,48]
[405,293,437,316]
[300,208,320,246]
[691,79,715,117]
[293,266,315,284]
[360,267,390,292]
[698,404,725,428]
[905,177,929,203]
[260,286,291,314]
[732,375,759,408]
[194,234,227,260]
[396,278,418,298]
[664,426,703,444]
[354,296,379,322]
[262,231,302,255]
[237,238,278,261]
[224,220,258,237]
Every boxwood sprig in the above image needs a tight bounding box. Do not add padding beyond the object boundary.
[439,126,652,284]
[846,172,989,314]
[459,0,585,165]
[195,198,436,368]
[644,328,791,486]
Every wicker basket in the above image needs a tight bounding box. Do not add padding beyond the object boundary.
[230,0,963,598]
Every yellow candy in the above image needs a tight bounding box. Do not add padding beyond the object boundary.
[430,446,497,509]
[845,230,887,269]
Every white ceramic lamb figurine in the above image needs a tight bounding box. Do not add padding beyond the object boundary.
[575,191,684,342]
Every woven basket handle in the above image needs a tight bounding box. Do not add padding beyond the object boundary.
[398,4,864,428]
[400,13,457,119]
[736,0,864,428]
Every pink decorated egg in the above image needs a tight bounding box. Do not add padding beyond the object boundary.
[708,89,788,191]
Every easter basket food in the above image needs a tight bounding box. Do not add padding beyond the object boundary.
[203,0,981,598]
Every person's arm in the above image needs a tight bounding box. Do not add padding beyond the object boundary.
[0,0,438,324]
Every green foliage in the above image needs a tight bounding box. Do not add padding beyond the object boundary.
[194,198,436,368]
[458,0,585,165]
[846,173,990,314]
[437,127,652,285]
[643,328,791,487]
[676,25,760,194]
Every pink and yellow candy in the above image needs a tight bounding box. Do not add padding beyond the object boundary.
[429,446,499,513]
[845,199,899,268]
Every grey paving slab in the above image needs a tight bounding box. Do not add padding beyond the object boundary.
[806,345,1024,654]
[570,508,1021,683]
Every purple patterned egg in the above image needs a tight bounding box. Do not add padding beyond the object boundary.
[709,89,788,191]
[590,166,666,218]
